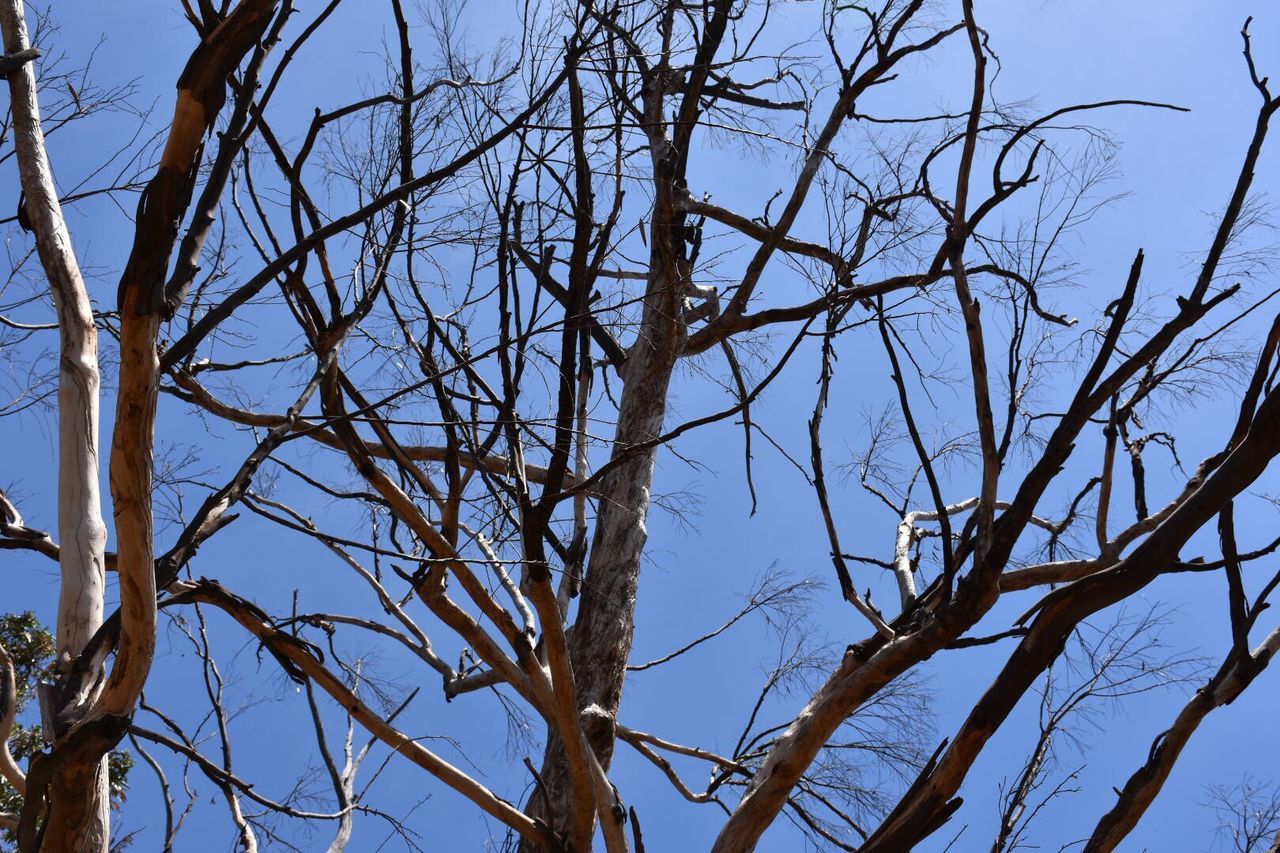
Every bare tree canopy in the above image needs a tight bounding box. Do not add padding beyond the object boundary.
[2,1,1280,851]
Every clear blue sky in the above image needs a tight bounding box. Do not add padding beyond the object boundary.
[4,2,1280,851]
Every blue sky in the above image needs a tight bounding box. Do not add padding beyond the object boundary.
[4,2,1280,851]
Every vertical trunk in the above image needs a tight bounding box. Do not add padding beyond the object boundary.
[5,4,278,848]
[0,0,107,687]
[527,41,696,834]
[0,2,110,849]
[568,315,679,751]
[527,266,683,845]
[40,766,110,853]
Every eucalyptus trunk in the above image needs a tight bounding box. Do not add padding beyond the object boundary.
[0,2,110,849]
[527,250,684,844]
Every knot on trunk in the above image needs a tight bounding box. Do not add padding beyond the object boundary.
[580,702,616,755]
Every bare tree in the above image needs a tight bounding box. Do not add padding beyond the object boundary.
[3,1,1280,851]
[1207,777,1280,853]
[991,607,1203,853]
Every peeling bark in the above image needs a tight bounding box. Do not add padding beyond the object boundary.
[99,0,279,720]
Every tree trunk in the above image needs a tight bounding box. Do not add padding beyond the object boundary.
[0,2,110,848]
[527,264,683,845]
[38,765,110,853]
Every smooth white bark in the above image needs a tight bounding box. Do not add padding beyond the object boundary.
[0,3,111,849]
[0,0,107,669]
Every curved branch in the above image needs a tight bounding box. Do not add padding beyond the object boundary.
[164,578,553,848]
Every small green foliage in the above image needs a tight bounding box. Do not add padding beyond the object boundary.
[1,613,132,849]
[0,612,55,711]
[107,749,133,806]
